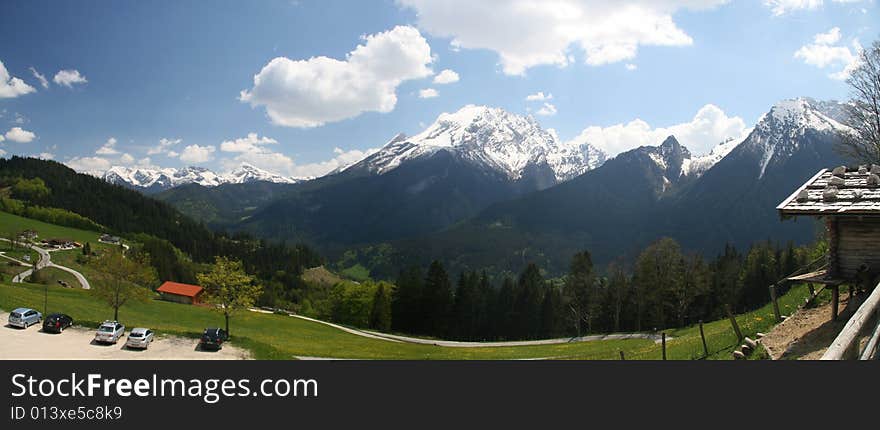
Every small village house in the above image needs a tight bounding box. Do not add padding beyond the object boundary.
[99,234,122,245]
[777,165,880,320]
[156,281,205,305]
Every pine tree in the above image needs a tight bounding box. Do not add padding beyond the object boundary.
[564,251,597,335]
[453,271,479,340]
[493,277,516,340]
[369,283,392,332]
[422,261,453,337]
[514,263,543,339]
[392,266,424,334]
[606,262,630,333]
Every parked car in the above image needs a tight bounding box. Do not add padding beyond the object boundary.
[94,321,125,344]
[42,313,74,333]
[8,308,41,328]
[199,328,228,350]
[125,327,154,350]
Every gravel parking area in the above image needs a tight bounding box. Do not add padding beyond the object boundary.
[0,312,251,360]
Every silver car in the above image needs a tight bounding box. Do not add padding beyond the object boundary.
[94,321,125,344]
[125,327,154,350]
[8,308,42,328]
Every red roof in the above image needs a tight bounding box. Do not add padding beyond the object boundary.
[157,281,204,297]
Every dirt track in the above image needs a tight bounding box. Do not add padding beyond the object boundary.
[0,312,250,360]
[761,295,857,360]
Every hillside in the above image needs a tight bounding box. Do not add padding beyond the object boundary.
[0,279,812,360]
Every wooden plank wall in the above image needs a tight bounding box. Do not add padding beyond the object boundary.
[837,217,880,278]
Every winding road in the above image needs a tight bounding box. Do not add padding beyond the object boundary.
[252,309,667,347]
[0,238,91,289]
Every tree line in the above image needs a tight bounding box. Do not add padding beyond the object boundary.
[364,237,815,341]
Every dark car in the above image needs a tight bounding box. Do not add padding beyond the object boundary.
[42,313,73,333]
[199,328,228,350]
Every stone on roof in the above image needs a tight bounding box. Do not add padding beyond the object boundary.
[778,167,880,215]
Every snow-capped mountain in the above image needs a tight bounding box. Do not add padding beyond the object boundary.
[747,97,849,178]
[224,163,300,185]
[103,163,299,193]
[680,136,744,178]
[345,105,607,184]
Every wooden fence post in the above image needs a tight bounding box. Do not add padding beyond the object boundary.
[770,284,782,322]
[619,350,625,361]
[831,285,840,321]
[725,304,743,343]
[699,321,709,358]
[661,332,667,361]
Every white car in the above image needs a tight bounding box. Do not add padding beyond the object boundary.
[94,321,125,344]
[125,327,154,350]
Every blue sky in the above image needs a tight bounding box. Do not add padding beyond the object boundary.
[0,0,877,177]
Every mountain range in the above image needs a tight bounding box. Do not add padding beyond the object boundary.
[149,97,849,277]
[102,162,301,193]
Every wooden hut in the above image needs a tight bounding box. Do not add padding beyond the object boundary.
[777,165,880,319]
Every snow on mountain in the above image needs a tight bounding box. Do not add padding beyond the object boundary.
[747,97,850,178]
[223,163,299,184]
[102,163,299,191]
[680,136,745,178]
[347,105,607,183]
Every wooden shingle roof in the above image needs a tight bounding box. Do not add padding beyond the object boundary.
[778,165,880,216]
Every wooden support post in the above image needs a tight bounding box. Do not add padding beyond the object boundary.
[619,350,625,361]
[661,333,667,361]
[808,283,815,297]
[770,284,782,323]
[831,285,840,321]
[725,304,743,342]
[699,321,709,358]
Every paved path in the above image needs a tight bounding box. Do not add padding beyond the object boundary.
[1,239,90,289]
[253,308,666,347]
[357,330,667,347]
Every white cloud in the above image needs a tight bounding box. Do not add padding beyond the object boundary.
[66,156,112,174]
[219,133,294,174]
[219,133,278,153]
[147,137,182,156]
[179,144,216,163]
[396,0,728,75]
[567,103,748,157]
[0,60,36,98]
[536,102,558,116]
[0,148,6,157]
[418,88,439,98]
[37,152,54,160]
[95,137,120,155]
[240,25,434,128]
[526,92,553,101]
[119,153,135,165]
[764,0,865,16]
[53,69,88,87]
[4,127,36,143]
[290,147,380,178]
[794,27,862,80]
[29,67,49,89]
[625,63,638,71]
[433,69,460,84]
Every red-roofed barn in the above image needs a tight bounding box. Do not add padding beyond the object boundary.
[156,281,205,305]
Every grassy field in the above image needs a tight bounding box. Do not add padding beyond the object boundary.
[0,280,812,360]
[29,266,84,289]
[0,210,108,245]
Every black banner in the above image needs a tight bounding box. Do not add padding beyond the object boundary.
[1,360,875,428]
